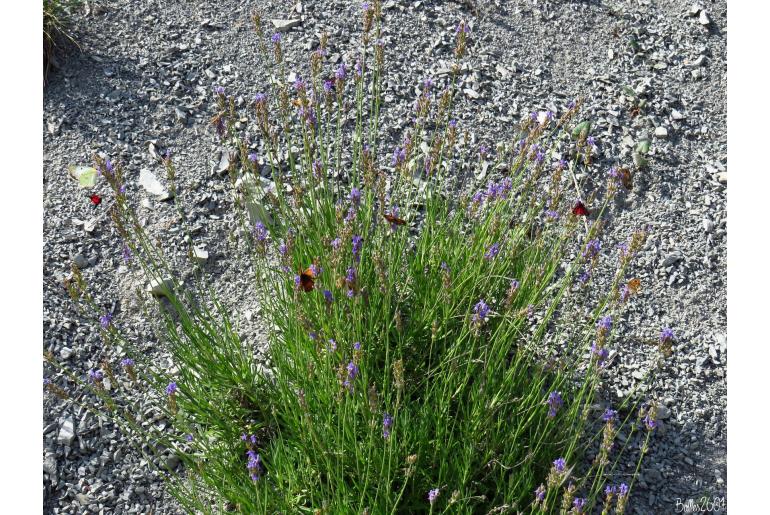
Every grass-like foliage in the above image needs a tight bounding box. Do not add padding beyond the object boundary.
[43,0,80,79]
[47,3,670,513]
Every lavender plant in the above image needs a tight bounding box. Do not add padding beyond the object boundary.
[46,3,670,513]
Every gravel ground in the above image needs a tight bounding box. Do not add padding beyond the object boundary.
[43,0,726,513]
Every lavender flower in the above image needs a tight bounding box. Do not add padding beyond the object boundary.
[327,339,337,353]
[449,119,457,129]
[352,235,363,262]
[391,147,406,166]
[253,222,268,243]
[553,457,567,473]
[323,80,334,93]
[535,150,545,163]
[472,299,490,325]
[185,434,194,442]
[99,312,113,329]
[535,484,546,502]
[604,485,617,497]
[246,449,262,482]
[567,99,576,109]
[382,412,393,438]
[254,92,267,104]
[346,361,359,381]
[573,497,587,513]
[602,409,618,423]
[578,270,591,284]
[353,342,361,351]
[484,242,500,260]
[428,488,440,505]
[278,241,288,256]
[88,369,104,382]
[44,377,52,386]
[331,237,342,250]
[294,275,301,288]
[620,284,631,303]
[293,76,306,91]
[456,21,470,34]
[591,342,609,367]
[271,33,281,44]
[618,483,629,496]
[122,244,132,263]
[323,290,334,303]
[660,328,674,343]
[335,63,347,81]
[558,159,568,169]
[105,158,115,175]
[545,209,559,221]
[348,187,362,206]
[248,153,258,163]
[166,382,178,396]
[346,267,357,285]
[547,391,563,418]
[596,316,612,333]
[643,413,657,431]
[214,85,225,96]
[582,238,601,259]
[586,136,596,147]
[120,358,135,367]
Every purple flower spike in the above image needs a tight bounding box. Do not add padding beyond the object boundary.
[382,412,393,438]
[322,289,334,303]
[602,408,618,423]
[660,328,674,343]
[547,391,563,418]
[472,299,490,325]
[553,457,567,473]
[484,242,501,260]
[597,315,612,332]
[248,153,258,163]
[166,382,178,396]
[271,33,281,44]
[120,358,135,367]
[428,488,440,505]
[99,312,113,329]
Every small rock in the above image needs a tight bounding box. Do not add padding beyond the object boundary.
[657,405,671,420]
[703,218,714,233]
[688,4,702,16]
[716,171,727,184]
[148,277,174,297]
[271,19,301,32]
[699,10,711,26]
[662,252,683,267]
[58,417,75,446]
[671,109,684,120]
[174,107,187,124]
[72,253,89,269]
[60,346,73,360]
[215,152,232,175]
[192,247,209,264]
[654,126,668,139]
[139,169,172,200]
[463,88,480,99]
[165,454,181,470]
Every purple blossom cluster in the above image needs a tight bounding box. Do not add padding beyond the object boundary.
[428,488,440,505]
[582,239,601,259]
[166,381,178,396]
[352,235,363,263]
[253,222,268,243]
[484,242,500,261]
[382,412,393,438]
[472,299,490,325]
[99,312,113,329]
[546,391,563,418]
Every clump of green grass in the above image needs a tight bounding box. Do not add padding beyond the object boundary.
[43,0,80,79]
[48,3,670,513]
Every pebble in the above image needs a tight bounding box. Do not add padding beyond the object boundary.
[192,247,209,264]
[271,19,301,32]
[148,277,174,297]
[716,172,727,184]
[671,109,684,120]
[463,88,481,99]
[72,253,89,269]
[699,10,711,26]
[654,126,668,139]
[703,218,714,233]
[662,252,683,266]
[58,417,75,446]
[138,169,172,200]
